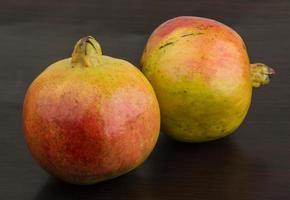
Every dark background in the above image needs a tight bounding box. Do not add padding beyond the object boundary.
[1,0,289,199]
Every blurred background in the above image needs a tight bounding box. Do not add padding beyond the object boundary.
[0,0,289,199]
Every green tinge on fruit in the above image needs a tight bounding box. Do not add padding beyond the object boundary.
[145,66,252,143]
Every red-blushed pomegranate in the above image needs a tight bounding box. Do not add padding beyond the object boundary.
[23,36,160,184]
[141,16,274,142]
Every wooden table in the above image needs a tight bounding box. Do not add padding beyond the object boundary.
[1,0,289,199]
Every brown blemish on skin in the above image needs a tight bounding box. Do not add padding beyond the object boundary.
[159,42,174,49]
[158,32,205,50]
[181,32,204,37]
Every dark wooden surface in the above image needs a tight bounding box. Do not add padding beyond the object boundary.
[1,0,290,199]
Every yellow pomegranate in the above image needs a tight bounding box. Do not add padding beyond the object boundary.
[141,16,274,142]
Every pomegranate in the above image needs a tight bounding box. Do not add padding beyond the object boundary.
[23,36,160,184]
[141,16,274,142]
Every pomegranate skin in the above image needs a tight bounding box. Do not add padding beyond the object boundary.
[141,16,274,142]
[23,36,160,184]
